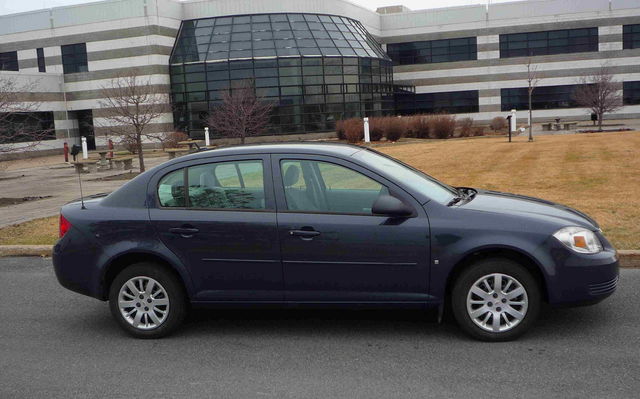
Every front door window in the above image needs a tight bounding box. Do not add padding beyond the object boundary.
[280,159,388,214]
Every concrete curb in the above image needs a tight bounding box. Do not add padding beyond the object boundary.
[0,246,638,268]
[0,245,52,257]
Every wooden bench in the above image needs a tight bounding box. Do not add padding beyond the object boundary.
[112,157,134,170]
[72,160,98,174]
[563,122,578,130]
[164,147,190,159]
[542,123,553,131]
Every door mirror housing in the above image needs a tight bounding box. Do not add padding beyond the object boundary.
[372,195,413,217]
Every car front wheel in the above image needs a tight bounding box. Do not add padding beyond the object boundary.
[451,258,541,341]
[108,263,187,338]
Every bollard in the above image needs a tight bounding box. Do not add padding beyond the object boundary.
[363,117,370,143]
[204,127,210,147]
[63,142,69,163]
[81,136,88,159]
[510,109,517,132]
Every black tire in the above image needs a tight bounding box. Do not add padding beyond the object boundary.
[108,262,187,339]
[451,258,541,342]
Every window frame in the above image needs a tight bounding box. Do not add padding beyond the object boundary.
[387,37,477,66]
[0,51,19,71]
[271,153,417,217]
[499,27,598,58]
[61,43,88,74]
[152,154,275,212]
[623,81,640,105]
[623,24,640,50]
[36,48,46,72]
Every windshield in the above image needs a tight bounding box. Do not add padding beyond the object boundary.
[352,149,458,204]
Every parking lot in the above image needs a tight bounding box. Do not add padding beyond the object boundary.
[1,256,638,398]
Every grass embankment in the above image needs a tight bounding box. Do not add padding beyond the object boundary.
[378,131,640,249]
[0,216,58,245]
[0,131,638,248]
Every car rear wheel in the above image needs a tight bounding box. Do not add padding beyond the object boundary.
[108,262,187,338]
[451,258,541,341]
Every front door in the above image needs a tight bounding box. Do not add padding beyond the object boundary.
[272,154,431,302]
[149,155,282,302]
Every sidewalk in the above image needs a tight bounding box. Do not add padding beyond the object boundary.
[0,153,168,228]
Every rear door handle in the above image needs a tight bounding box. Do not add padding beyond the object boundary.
[289,229,321,239]
[169,227,199,238]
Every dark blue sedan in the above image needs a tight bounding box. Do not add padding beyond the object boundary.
[53,143,618,341]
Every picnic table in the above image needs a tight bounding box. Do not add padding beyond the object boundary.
[164,147,190,159]
[97,151,111,170]
[72,160,98,174]
[542,121,578,131]
[112,157,134,170]
[178,140,205,151]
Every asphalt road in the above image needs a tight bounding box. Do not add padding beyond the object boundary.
[1,257,638,399]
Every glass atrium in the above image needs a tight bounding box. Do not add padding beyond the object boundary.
[169,13,395,137]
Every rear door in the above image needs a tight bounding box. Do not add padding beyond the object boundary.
[149,154,282,302]
[272,154,431,302]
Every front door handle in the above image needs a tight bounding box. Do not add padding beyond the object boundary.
[169,227,199,238]
[289,229,321,239]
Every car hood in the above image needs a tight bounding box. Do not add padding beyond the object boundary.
[458,189,599,230]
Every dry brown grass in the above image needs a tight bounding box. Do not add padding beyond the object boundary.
[0,216,58,245]
[1,132,638,249]
[378,131,640,249]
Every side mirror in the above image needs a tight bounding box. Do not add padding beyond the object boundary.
[372,195,413,217]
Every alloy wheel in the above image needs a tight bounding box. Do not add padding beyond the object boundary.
[466,273,529,333]
[118,276,170,330]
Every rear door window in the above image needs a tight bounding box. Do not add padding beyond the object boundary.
[187,160,265,209]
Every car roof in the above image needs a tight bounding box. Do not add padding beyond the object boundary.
[167,142,364,165]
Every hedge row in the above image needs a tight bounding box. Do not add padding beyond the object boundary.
[335,114,503,143]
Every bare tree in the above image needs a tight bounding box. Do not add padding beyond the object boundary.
[525,58,540,142]
[0,77,53,154]
[573,66,622,131]
[97,69,169,172]
[206,79,273,145]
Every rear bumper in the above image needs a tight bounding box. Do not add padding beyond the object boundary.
[52,230,105,300]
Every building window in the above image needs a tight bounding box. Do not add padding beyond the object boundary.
[395,90,479,114]
[623,24,640,49]
[387,37,477,65]
[36,48,46,72]
[499,28,598,58]
[0,51,18,71]
[0,112,55,143]
[501,85,585,111]
[623,81,640,105]
[61,43,88,74]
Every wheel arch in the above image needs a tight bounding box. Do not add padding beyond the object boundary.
[444,246,549,305]
[101,251,192,301]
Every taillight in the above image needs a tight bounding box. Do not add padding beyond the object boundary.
[59,214,71,238]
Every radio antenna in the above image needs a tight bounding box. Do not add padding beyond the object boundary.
[77,166,86,210]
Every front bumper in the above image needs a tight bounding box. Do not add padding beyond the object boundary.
[545,244,619,306]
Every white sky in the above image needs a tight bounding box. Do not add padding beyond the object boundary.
[0,0,515,16]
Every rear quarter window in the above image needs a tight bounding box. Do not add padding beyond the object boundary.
[158,169,185,207]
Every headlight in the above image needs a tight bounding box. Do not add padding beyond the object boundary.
[553,226,603,254]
